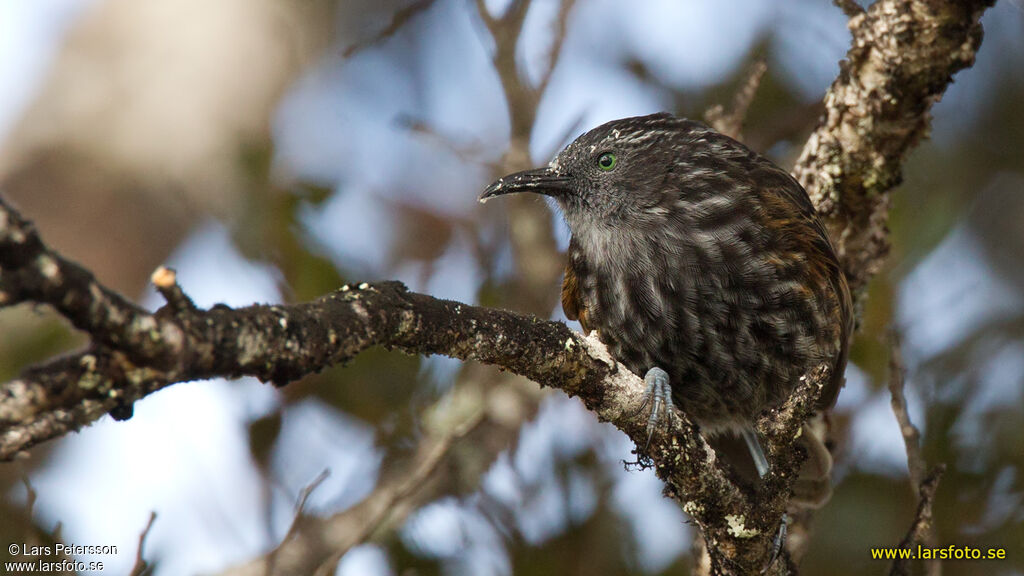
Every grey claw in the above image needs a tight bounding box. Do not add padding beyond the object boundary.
[642,367,672,446]
[762,513,788,573]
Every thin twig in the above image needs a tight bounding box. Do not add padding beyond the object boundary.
[888,331,941,576]
[538,0,578,94]
[342,0,439,58]
[833,0,866,18]
[289,470,331,538]
[224,414,486,575]
[395,115,490,165]
[345,413,482,545]
[265,470,331,575]
[704,59,767,141]
[890,465,945,576]
[472,0,497,32]
[542,109,588,160]
[129,512,158,576]
[888,332,926,492]
[20,478,38,551]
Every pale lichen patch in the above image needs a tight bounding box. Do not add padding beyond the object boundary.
[351,301,370,321]
[579,331,616,369]
[725,514,760,538]
[36,254,60,280]
[79,369,103,391]
[80,355,97,372]
[682,501,704,517]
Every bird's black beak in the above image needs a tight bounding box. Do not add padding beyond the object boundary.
[479,167,571,203]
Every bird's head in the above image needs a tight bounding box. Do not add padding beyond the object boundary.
[480,112,719,231]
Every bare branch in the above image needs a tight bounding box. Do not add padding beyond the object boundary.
[220,413,486,575]
[263,470,330,576]
[833,0,866,19]
[888,331,927,490]
[293,470,331,526]
[21,477,38,546]
[342,0,439,58]
[538,0,578,94]
[890,465,946,576]
[129,512,158,576]
[760,365,830,464]
[0,281,591,459]
[888,331,942,576]
[704,59,768,141]
[472,0,497,32]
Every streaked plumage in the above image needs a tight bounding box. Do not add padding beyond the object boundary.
[483,113,852,501]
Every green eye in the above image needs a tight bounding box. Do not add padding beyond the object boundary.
[597,152,617,171]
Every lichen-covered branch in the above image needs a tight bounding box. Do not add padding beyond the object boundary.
[792,0,995,297]
[0,235,595,461]
[0,199,183,367]
[1,191,823,573]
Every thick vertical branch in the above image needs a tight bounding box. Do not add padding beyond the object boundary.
[792,0,994,298]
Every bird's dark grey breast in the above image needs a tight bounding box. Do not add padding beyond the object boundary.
[565,173,842,433]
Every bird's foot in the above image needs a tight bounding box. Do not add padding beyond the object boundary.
[762,513,789,573]
[739,427,785,572]
[639,367,674,447]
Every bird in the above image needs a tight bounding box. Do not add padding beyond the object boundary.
[480,112,852,505]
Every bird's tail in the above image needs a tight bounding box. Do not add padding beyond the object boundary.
[708,414,834,509]
[790,414,834,509]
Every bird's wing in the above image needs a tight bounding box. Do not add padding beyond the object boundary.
[819,256,853,411]
[561,241,592,333]
[779,168,853,411]
[752,159,853,410]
